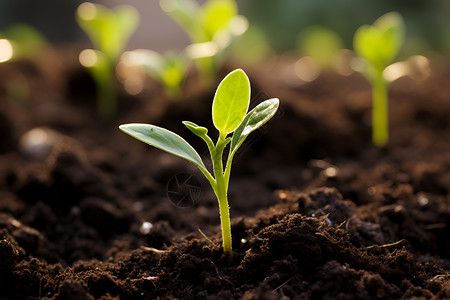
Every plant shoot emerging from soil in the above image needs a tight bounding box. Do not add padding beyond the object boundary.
[121,49,190,100]
[76,2,139,118]
[353,12,405,147]
[120,69,279,258]
[160,0,248,86]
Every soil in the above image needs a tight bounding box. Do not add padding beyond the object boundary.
[0,48,449,299]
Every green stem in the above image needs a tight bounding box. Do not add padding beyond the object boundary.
[164,84,182,101]
[88,59,116,119]
[372,74,388,147]
[196,56,216,88]
[212,133,232,258]
[97,69,116,119]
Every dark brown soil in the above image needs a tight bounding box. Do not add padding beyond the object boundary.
[0,49,449,299]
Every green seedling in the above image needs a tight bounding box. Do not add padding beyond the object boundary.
[121,49,190,100]
[120,69,279,258]
[76,2,139,118]
[0,24,47,103]
[297,25,344,70]
[0,24,47,63]
[160,0,248,85]
[353,12,405,147]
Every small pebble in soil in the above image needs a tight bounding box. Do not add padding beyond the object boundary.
[418,195,429,206]
[324,167,338,178]
[19,127,61,160]
[277,191,287,200]
[140,222,153,235]
[325,167,338,177]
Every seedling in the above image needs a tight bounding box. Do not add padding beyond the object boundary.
[76,2,139,118]
[120,69,279,258]
[353,12,405,147]
[121,49,190,100]
[160,0,248,85]
[0,24,47,103]
[297,25,343,70]
[0,24,47,63]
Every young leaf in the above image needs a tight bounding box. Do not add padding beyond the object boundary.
[119,123,205,169]
[229,98,279,157]
[212,69,250,135]
[122,49,189,98]
[183,121,216,155]
[353,12,404,72]
[76,3,139,62]
[160,0,202,42]
[201,0,237,40]
[183,121,208,137]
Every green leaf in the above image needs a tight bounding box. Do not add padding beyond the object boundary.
[119,123,205,169]
[6,24,47,60]
[229,98,279,157]
[183,121,208,137]
[353,12,404,72]
[201,0,237,40]
[76,3,139,62]
[297,25,343,68]
[115,6,140,53]
[122,50,188,89]
[212,69,250,135]
[160,0,203,42]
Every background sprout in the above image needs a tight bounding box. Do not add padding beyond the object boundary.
[119,69,279,258]
[160,0,248,86]
[2,24,47,62]
[121,49,190,100]
[230,25,273,66]
[353,12,405,147]
[0,24,47,103]
[76,2,139,118]
[297,25,344,70]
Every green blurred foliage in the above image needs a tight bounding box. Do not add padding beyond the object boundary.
[76,2,139,63]
[161,0,238,43]
[0,23,47,61]
[122,49,190,100]
[297,26,344,68]
[242,0,450,56]
[354,12,405,74]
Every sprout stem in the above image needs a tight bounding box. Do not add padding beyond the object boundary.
[372,75,388,147]
[196,56,216,88]
[87,58,116,119]
[212,134,233,259]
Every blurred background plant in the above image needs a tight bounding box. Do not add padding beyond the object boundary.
[0,0,448,99]
[76,2,139,118]
[160,0,248,87]
[0,23,47,103]
[119,49,190,100]
[352,12,405,147]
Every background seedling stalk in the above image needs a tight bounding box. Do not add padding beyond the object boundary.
[372,73,388,147]
[352,11,404,147]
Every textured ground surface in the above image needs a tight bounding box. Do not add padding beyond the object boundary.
[0,53,449,299]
